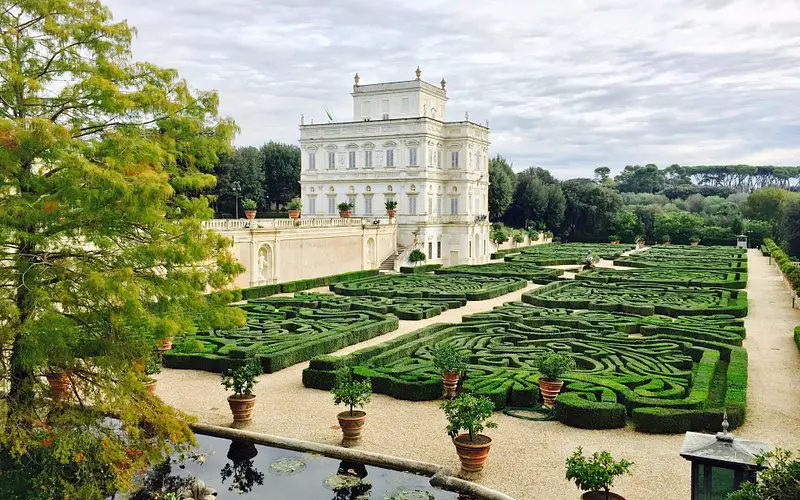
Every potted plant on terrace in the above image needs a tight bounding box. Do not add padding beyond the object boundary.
[566,447,633,500]
[338,201,354,218]
[690,234,701,246]
[144,354,161,394]
[635,235,645,249]
[221,359,262,424]
[608,234,621,244]
[535,352,576,408]
[385,199,397,218]
[513,231,525,246]
[432,343,468,399]
[332,371,372,447]
[544,230,554,240]
[661,234,671,245]
[242,198,257,221]
[286,197,302,220]
[441,393,497,477]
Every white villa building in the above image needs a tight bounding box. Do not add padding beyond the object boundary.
[299,68,491,266]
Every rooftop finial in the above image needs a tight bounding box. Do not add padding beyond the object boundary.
[716,410,734,442]
[415,66,421,80]
[354,72,360,86]
[441,77,446,90]
[300,114,304,125]
[465,111,469,121]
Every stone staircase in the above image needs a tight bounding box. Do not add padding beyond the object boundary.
[379,245,405,273]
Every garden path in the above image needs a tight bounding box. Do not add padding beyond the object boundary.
[156,249,800,500]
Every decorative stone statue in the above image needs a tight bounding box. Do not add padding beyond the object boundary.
[179,479,217,499]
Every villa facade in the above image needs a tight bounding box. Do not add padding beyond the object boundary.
[298,69,491,266]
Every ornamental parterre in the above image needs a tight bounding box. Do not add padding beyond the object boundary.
[504,242,636,266]
[330,273,528,300]
[434,262,564,284]
[302,301,746,433]
[575,267,747,289]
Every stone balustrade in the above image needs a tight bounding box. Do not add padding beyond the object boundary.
[202,217,393,231]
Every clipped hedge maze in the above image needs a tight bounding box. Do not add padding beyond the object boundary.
[434,262,564,284]
[330,274,527,301]
[303,301,747,433]
[163,298,399,374]
[613,252,748,271]
[576,267,747,289]
[523,280,748,317]
[504,243,636,266]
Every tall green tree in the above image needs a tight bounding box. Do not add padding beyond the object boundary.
[262,141,300,207]
[0,1,244,497]
[560,179,622,241]
[503,167,565,231]
[593,166,611,185]
[743,187,790,223]
[614,164,665,193]
[777,194,800,257]
[488,154,515,221]
[213,146,265,217]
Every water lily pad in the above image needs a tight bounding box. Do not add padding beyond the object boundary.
[268,457,306,476]
[323,473,371,491]
[385,489,435,500]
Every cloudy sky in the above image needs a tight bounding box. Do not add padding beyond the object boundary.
[104,0,800,178]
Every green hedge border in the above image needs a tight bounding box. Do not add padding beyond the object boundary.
[240,269,380,300]
[400,264,443,274]
[795,325,800,352]
[764,238,800,294]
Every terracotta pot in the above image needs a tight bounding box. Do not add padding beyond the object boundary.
[288,209,301,220]
[339,210,352,218]
[581,491,626,500]
[538,377,564,408]
[144,378,157,394]
[387,209,396,218]
[637,241,645,248]
[46,372,72,402]
[611,240,620,245]
[663,241,671,245]
[228,394,256,423]
[442,371,460,399]
[244,210,256,221]
[156,337,173,351]
[337,410,366,446]
[452,433,492,476]
[691,241,699,246]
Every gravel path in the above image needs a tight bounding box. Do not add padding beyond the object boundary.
[156,250,800,499]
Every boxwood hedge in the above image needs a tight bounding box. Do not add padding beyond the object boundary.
[575,267,747,289]
[330,273,527,301]
[240,269,380,299]
[434,262,564,284]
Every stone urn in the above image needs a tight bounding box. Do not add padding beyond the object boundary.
[538,377,564,408]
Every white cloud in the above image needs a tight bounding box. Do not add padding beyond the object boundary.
[104,0,800,178]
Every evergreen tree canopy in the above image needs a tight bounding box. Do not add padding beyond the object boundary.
[488,154,515,221]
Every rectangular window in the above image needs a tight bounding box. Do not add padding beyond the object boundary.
[364,150,373,168]
[347,195,356,213]
[409,147,417,166]
[386,149,394,167]
[437,241,441,258]
[428,242,433,259]
[451,151,459,169]
[450,197,459,215]
[328,152,335,169]
[348,151,356,169]
[437,150,442,169]
[437,196,442,215]
[364,197,372,215]
[408,196,417,215]
[308,152,316,170]
[308,197,316,214]
[328,197,336,215]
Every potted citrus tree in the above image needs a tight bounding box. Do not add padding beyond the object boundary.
[337,201,354,218]
[661,234,671,245]
[242,198,257,221]
[385,199,397,218]
[155,334,173,352]
[221,359,262,424]
[566,447,633,500]
[144,354,161,394]
[635,235,645,249]
[608,234,621,244]
[690,234,701,246]
[409,249,426,266]
[332,371,372,447]
[286,197,302,219]
[535,352,576,408]
[441,393,496,477]
[432,343,468,399]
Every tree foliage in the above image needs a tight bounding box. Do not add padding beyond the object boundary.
[262,141,300,207]
[503,167,565,230]
[614,164,665,194]
[488,154,515,221]
[560,180,621,241]
[212,146,265,217]
[653,212,705,245]
[0,1,244,497]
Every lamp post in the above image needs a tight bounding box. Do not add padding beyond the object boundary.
[231,181,241,219]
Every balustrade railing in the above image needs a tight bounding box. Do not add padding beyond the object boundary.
[201,217,392,231]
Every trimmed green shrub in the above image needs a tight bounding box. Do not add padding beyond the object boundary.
[331,274,527,301]
[239,269,380,299]
[795,325,800,352]
[576,267,747,289]
[400,264,442,274]
[435,262,564,284]
[555,392,627,429]
[764,238,800,294]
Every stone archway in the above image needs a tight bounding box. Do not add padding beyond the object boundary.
[257,244,274,283]
[366,237,376,268]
